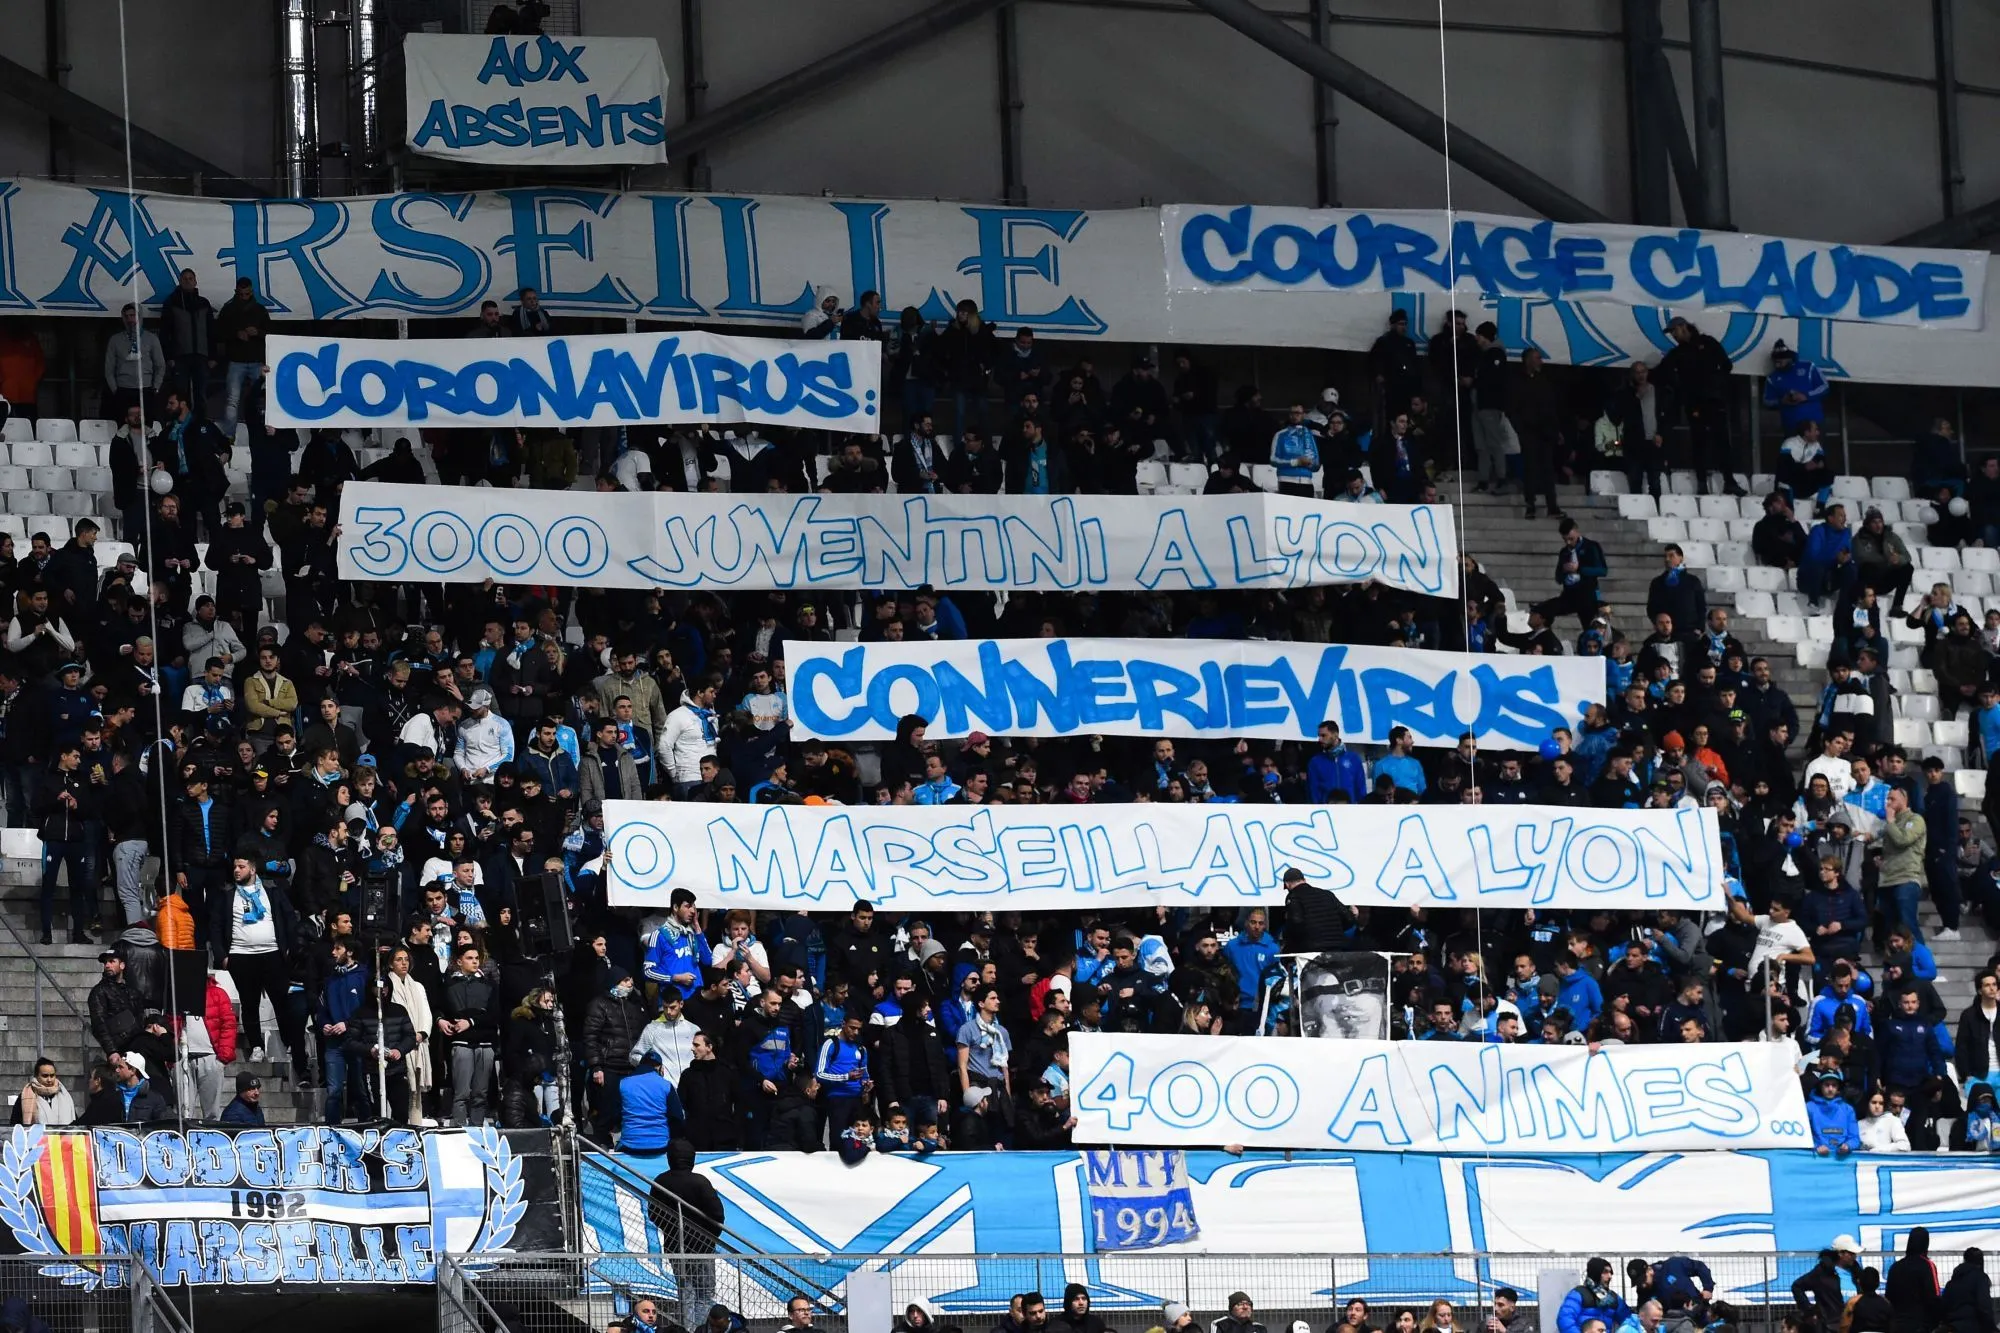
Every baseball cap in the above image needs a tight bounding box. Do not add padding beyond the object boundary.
[236,1072,261,1093]
[468,687,495,709]
[122,1052,148,1080]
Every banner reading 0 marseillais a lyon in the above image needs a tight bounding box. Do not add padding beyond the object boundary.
[784,637,1598,747]
[1069,1033,1812,1153]
[336,483,1458,595]
[268,331,880,434]
[604,801,1723,912]
[0,1124,557,1287]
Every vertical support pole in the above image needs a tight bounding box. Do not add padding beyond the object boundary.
[1622,0,1669,224]
[44,0,71,180]
[680,0,712,191]
[1310,0,1339,207]
[997,3,1026,204]
[1687,0,1731,228]
[1935,0,1965,218]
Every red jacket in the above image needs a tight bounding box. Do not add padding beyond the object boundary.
[205,979,238,1064]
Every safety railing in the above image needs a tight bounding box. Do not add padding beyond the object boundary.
[0,896,95,1057]
[445,1250,1998,1333]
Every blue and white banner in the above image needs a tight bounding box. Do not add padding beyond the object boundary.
[1085,1151,1199,1251]
[335,483,1458,593]
[267,331,881,432]
[784,638,1597,747]
[582,1148,1992,1312]
[404,34,668,165]
[603,800,1724,912]
[2,179,1999,385]
[1166,205,1990,330]
[1071,1035,1810,1154]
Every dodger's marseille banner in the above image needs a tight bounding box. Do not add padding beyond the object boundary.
[1070,1034,1810,1154]
[0,1124,558,1287]
[336,483,1457,594]
[604,800,1722,912]
[1166,205,1990,330]
[4,179,2000,386]
[785,638,1596,747]
[268,332,881,433]
[405,34,668,165]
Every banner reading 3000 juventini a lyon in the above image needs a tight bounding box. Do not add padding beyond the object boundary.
[269,331,881,433]
[335,483,1458,594]
[1069,1034,1812,1154]
[603,801,1722,912]
[785,638,1597,747]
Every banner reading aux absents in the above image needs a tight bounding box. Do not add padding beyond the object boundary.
[603,800,1724,912]
[404,34,669,165]
[785,638,1598,748]
[267,331,882,434]
[2,180,1999,387]
[1069,1034,1812,1154]
[334,483,1459,595]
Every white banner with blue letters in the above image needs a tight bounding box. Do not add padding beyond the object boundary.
[784,638,1598,747]
[1165,204,1990,330]
[404,33,668,165]
[2,179,1999,385]
[268,331,880,432]
[334,482,1457,593]
[1071,1034,1811,1154]
[603,800,1724,912]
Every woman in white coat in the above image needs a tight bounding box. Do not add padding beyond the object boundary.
[387,947,437,1125]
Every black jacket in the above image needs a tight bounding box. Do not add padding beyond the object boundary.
[208,875,300,969]
[88,976,146,1054]
[1646,569,1707,632]
[1283,882,1356,954]
[35,767,96,843]
[676,1058,739,1150]
[441,970,501,1046]
[647,1166,726,1252]
[876,1013,953,1111]
[582,990,648,1072]
[1886,1228,1943,1333]
[165,795,236,871]
[1941,1253,1997,1333]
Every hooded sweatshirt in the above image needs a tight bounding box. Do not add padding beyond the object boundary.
[1054,1286,1108,1333]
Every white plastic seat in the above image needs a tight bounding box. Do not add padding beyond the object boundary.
[1244,463,1276,491]
[1873,477,1913,502]
[77,419,114,446]
[1913,667,1940,692]
[0,420,31,444]
[49,492,94,518]
[1688,518,1728,543]
[1647,517,1689,543]
[1956,769,1987,800]
[0,465,28,493]
[1892,645,1923,670]
[10,441,51,469]
[1658,495,1699,519]
[1919,546,1962,572]
[1959,571,1994,597]
[1889,669,1915,693]
[1667,470,1699,495]
[1750,473,1776,494]
[54,442,93,470]
[1963,547,2000,573]
[1168,462,1208,490]
[1902,694,1942,722]
[1765,614,1808,643]
[1727,518,1757,541]
[1589,471,1629,496]
[1797,642,1830,670]
[1771,591,1809,616]
[0,515,24,542]
[1707,567,1745,594]
[1832,476,1871,500]
[7,491,48,516]
[1890,618,1926,645]
[1716,541,1752,567]
[1136,460,1168,494]
[1936,719,1972,749]
[1680,540,1716,567]
[34,419,76,444]
[1616,494,1658,520]
[28,466,70,492]
[1893,719,1932,749]
[1745,566,1788,592]
[1735,590,1776,618]
[1806,615,1836,644]
[1696,495,1737,519]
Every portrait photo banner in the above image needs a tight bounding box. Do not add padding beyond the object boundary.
[334,483,1459,594]
[1069,1034,1812,1154]
[267,331,882,433]
[1165,204,1990,330]
[784,638,1596,747]
[403,34,669,165]
[602,800,1724,912]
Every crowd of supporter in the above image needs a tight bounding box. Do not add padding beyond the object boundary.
[6,280,1997,1151]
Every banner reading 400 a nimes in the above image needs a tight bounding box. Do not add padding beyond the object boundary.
[603,800,1723,912]
[335,483,1459,594]
[1069,1034,1813,1154]
[785,638,1598,748]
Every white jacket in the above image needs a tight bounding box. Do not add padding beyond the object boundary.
[659,703,715,784]
[630,1015,700,1084]
[1858,1111,1910,1151]
[455,711,515,775]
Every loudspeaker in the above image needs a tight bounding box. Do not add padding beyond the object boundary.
[358,874,397,942]
[517,871,574,960]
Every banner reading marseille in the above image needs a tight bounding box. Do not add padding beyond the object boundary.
[1070,1034,1811,1153]
[335,483,1457,594]
[404,34,668,165]
[785,638,1596,747]
[603,800,1722,911]
[268,332,880,433]
[1165,205,1990,330]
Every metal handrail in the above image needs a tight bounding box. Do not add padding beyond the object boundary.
[0,900,94,1056]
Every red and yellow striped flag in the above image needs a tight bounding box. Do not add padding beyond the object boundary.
[32,1130,100,1256]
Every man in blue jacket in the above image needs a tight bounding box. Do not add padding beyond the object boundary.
[815,1013,872,1141]
[1222,910,1279,1031]
[1307,722,1367,804]
[618,1050,687,1154]
[1557,1259,1632,1333]
[1540,519,1609,628]
[1807,1069,1861,1155]
[1270,404,1321,497]
[1550,955,1603,1032]
[1878,987,1954,1095]
[314,937,369,1126]
[1806,965,1874,1042]
[644,888,704,1003]
[1762,341,1828,433]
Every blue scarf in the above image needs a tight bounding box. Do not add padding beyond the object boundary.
[235,881,268,925]
[689,705,718,745]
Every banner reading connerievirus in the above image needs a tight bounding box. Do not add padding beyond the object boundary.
[0,1124,558,1287]
[0,179,1996,387]
[334,483,1460,595]
[604,800,1724,912]
[404,33,668,165]
[267,332,882,434]
[783,638,1598,747]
